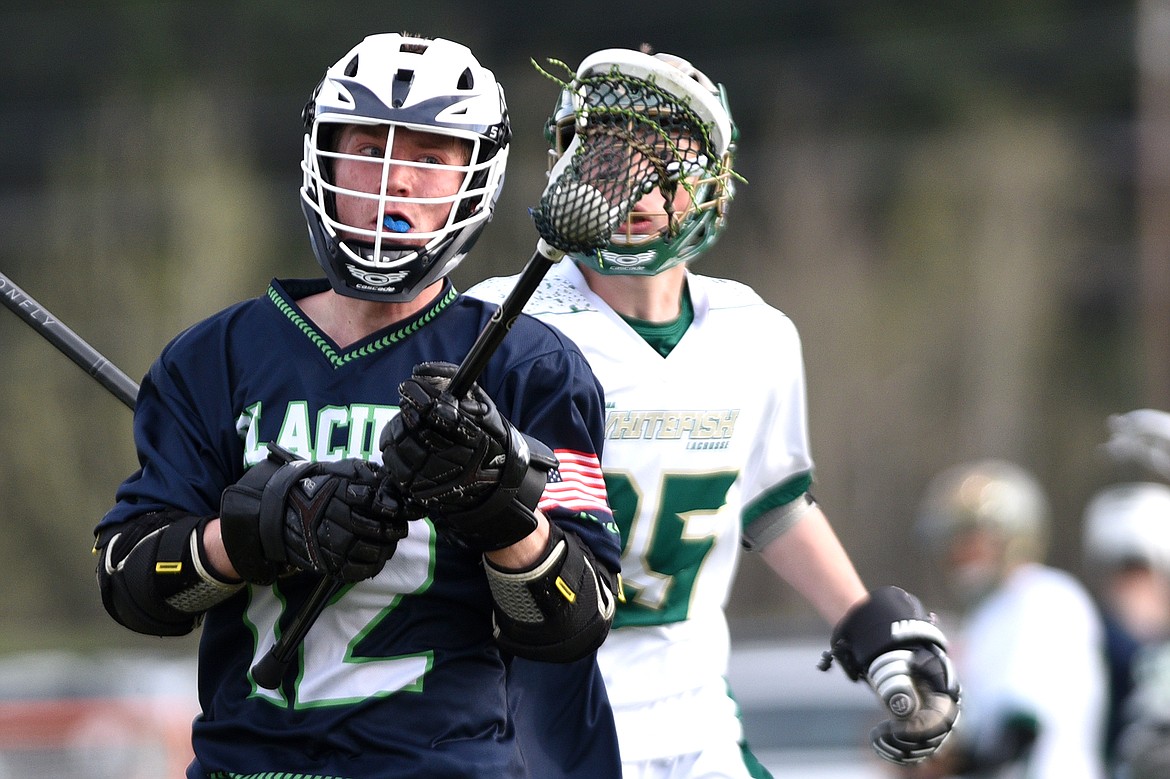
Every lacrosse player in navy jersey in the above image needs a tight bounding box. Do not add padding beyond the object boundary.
[93,32,621,779]
[470,46,961,778]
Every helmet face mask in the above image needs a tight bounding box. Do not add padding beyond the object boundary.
[544,50,736,276]
[301,33,510,302]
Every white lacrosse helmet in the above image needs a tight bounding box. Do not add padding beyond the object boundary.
[1083,482,1170,575]
[544,47,736,275]
[301,33,510,301]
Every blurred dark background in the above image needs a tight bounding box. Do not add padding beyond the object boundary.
[1,0,1166,654]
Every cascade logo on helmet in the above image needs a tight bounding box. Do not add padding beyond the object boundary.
[598,249,657,268]
[347,265,411,288]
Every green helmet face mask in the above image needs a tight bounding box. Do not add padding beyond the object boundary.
[543,53,738,276]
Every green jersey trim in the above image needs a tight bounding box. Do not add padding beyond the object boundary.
[741,472,813,530]
[209,773,353,779]
[267,285,458,368]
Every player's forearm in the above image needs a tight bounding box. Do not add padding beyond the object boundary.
[760,505,868,624]
[483,510,551,570]
[202,518,241,581]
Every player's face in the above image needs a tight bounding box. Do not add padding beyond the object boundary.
[331,125,472,246]
[944,528,1006,606]
[620,176,697,238]
[1101,564,1170,641]
[613,132,700,245]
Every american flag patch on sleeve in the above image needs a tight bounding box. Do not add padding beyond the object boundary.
[538,449,609,513]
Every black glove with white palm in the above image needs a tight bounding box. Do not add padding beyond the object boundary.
[378,361,558,552]
[219,443,413,583]
[820,586,960,765]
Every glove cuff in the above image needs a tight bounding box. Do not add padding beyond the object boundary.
[825,586,946,680]
[219,446,302,583]
[434,432,558,551]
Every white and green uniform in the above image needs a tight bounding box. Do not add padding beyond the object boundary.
[469,261,813,775]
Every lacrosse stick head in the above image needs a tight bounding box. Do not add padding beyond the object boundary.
[532,49,737,273]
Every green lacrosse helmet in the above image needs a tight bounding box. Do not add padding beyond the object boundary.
[544,48,738,276]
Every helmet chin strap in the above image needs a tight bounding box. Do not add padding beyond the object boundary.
[348,239,417,266]
[346,230,459,277]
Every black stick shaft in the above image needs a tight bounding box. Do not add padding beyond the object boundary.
[448,244,560,397]
[250,241,565,690]
[250,578,344,689]
[0,272,138,410]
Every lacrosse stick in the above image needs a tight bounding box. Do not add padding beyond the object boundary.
[0,272,139,410]
[251,48,733,689]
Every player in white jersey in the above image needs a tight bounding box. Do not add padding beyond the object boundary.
[912,460,1107,779]
[469,45,960,778]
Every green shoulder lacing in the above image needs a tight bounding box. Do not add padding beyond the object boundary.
[267,286,458,368]
[208,772,351,779]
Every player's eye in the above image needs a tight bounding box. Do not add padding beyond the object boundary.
[357,144,386,159]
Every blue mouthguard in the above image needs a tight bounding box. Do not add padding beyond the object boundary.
[383,216,411,233]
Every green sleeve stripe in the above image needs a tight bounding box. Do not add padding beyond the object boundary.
[741,472,813,529]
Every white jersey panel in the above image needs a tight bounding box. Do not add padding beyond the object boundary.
[469,262,815,761]
[952,563,1108,779]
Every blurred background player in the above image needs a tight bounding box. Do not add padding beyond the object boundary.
[1113,636,1170,779]
[1091,409,1170,779]
[91,32,621,778]
[1081,480,1170,773]
[911,459,1107,779]
[470,45,959,778]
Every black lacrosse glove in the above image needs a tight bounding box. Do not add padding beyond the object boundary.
[820,586,961,765]
[219,443,413,584]
[378,361,558,552]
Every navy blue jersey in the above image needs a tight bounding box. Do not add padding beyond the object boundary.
[507,656,621,779]
[97,278,621,779]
